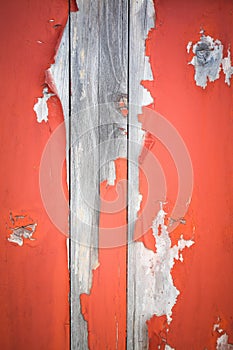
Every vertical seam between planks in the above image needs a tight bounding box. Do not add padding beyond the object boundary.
[68,0,72,349]
[97,2,101,233]
[126,0,130,349]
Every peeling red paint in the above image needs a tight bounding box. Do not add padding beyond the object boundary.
[0,1,69,349]
[70,0,78,13]
[80,1,233,347]
[143,0,233,348]
[147,315,169,349]
[45,70,60,97]
[213,316,231,346]
[7,212,37,246]
[81,158,127,349]
[1,0,232,349]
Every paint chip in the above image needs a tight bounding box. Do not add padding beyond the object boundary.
[33,87,54,123]
[134,203,194,332]
[188,33,233,88]
[217,333,233,350]
[165,345,175,350]
[189,34,223,88]
[8,223,37,246]
[213,320,233,349]
[150,204,194,323]
[136,193,143,213]
[107,160,116,186]
[187,41,192,53]
[222,48,233,86]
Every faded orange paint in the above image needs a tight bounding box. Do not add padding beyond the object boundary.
[76,0,233,348]
[0,1,69,349]
[81,158,127,349]
[143,0,233,348]
[1,0,232,349]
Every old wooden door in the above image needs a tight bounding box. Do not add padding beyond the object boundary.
[0,1,233,349]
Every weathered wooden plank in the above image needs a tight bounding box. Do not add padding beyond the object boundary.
[98,1,128,184]
[70,1,128,348]
[127,2,195,349]
[47,18,70,201]
[127,1,155,349]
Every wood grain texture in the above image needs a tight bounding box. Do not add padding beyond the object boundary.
[48,19,70,166]
[70,1,128,348]
[127,1,155,349]
[145,1,233,349]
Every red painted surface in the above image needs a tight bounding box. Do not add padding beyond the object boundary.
[81,158,127,349]
[0,1,69,349]
[1,1,232,349]
[143,0,233,348]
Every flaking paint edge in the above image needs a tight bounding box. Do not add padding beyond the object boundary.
[213,319,233,349]
[33,87,55,123]
[188,32,233,88]
[129,2,195,347]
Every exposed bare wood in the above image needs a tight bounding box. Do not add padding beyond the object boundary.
[127,1,155,349]
[70,1,128,348]
[48,19,70,179]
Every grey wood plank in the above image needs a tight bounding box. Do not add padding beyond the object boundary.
[127,1,155,349]
[70,1,128,349]
[48,19,70,179]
